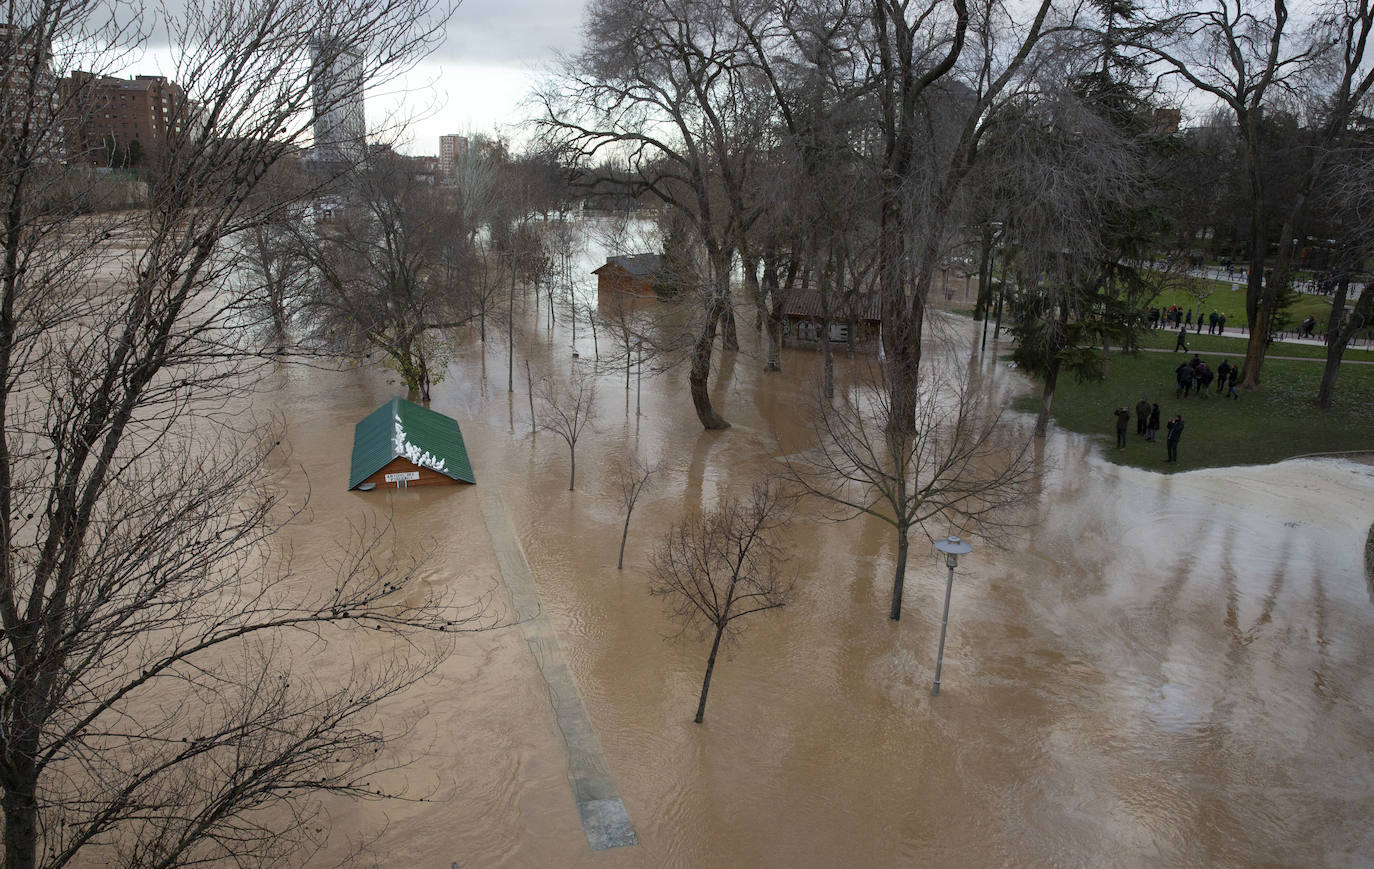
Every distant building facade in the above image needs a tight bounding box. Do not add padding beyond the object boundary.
[65,72,187,167]
[2,24,59,154]
[309,36,366,166]
[439,133,468,177]
[1152,108,1181,136]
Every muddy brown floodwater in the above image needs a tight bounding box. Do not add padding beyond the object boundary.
[260,278,1374,867]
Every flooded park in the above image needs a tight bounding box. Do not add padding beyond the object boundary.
[246,219,1374,867]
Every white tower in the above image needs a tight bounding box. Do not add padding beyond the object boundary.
[309,36,366,166]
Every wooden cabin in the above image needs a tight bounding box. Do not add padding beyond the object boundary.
[349,397,476,490]
[592,254,661,300]
[782,292,882,350]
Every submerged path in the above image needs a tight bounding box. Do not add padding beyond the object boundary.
[479,491,638,852]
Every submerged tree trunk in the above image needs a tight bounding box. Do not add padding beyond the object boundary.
[889,528,910,621]
[618,511,632,570]
[1035,356,1061,438]
[695,623,727,723]
[763,255,784,372]
[720,302,739,351]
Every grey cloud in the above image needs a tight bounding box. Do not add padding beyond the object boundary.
[438,0,586,66]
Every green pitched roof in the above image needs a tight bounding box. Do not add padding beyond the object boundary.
[349,397,476,489]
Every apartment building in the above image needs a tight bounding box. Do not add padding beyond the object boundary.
[66,71,187,167]
[439,133,468,178]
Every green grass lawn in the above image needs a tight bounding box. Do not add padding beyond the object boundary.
[1012,351,1374,471]
[1144,275,1369,338]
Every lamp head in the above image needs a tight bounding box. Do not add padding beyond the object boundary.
[934,535,972,568]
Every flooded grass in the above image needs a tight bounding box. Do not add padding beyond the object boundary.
[1018,349,1374,470]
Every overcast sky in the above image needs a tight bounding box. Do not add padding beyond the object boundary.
[381,0,587,154]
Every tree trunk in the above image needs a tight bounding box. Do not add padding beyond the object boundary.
[889,528,910,621]
[617,508,632,570]
[720,303,739,351]
[694,623,727,723]
[508,273,515,393]
[3,768,38,869]
[1318,275,1372,408]
[568,445,576,491]
[763,255,783,372]
[689,291,730,430]
[525,359,536,433]
[1034,356,1061,438]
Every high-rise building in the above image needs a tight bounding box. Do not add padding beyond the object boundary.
[439,133,468,177]
[1,23,59,155]
[310,36,366,166]
[65,72,187,167]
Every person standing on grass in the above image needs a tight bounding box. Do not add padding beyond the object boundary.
[1209,309,1219,334]
[1176,361,1194,398]
[1227,363,1240,398]
[1217,359,1231,394]
[1115,406,1132,449]
[1135,396,1150,436]
[1197,362,1213,397]
[1166,414,1185,463]
[1175,326,1188,352]
[1147,404,1161,442]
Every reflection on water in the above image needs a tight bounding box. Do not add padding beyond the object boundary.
[267,266,1374,867]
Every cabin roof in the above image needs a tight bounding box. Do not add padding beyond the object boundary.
[591,253,661,277]
[781,291,881,322]
[349,397,476,489]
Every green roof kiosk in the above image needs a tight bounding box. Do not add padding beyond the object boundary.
[349,398,476,490]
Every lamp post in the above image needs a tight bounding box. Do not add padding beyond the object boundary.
[931,535,972,696]
[980,223,1002,353]
[634,338,643,416]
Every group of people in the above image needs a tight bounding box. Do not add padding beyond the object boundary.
[1175,354,1240,399]
[1113,399,1187,462]
[1150,305,1229,334]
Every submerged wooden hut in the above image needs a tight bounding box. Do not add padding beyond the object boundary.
[348,397,476,490]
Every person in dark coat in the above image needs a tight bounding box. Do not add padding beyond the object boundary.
[1185,308,1193,327]
[1227,363,1240,398]
[1176,362,1194,398]
[1175,326,1188,352]
[1146,403,1161,442]
[1197,363,1213,398]
[1218,312,1227,334]
[1114,406,1132,449]
[1208,310,1219,334]
[1166,414,1185,463]
[1216,359,1232,394]
[1135,397,1150,436]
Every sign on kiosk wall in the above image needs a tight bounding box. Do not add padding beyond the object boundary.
[385,471,420,486]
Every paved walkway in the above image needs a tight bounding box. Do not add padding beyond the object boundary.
[1139,345,1374,364]
[480,491,638,851]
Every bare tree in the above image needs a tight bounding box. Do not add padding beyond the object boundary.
[613,454,659,569]
[649,481,795,724]
[536,369,598,490]
[293,153,479,403]
[0,0,479,865]
[539,0,776,430]
[783,363,1037,621]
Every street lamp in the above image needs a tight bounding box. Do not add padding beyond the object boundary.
[634,338,643,416]
[931,535,973,697]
